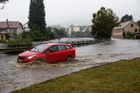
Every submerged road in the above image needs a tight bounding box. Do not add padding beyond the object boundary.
[0,39,140,93]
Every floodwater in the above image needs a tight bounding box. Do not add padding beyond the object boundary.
[1,39,140,93]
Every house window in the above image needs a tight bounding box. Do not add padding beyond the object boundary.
[131,24,133,27]
[135,29,137,32]
[1,35,3,40]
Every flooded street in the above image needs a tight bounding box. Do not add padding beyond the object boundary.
[1,39,140,93]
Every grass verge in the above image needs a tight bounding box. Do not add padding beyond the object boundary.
[12,58,140,93]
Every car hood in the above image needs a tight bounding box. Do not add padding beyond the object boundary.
[19,51,38,57]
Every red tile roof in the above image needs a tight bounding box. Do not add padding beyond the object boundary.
[0,21,23,29]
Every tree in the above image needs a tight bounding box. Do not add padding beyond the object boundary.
[0,0,8,3]
[0,0,8,10]
[123,32,134,39]
[137,20,140,27]
[28,0,46,35]
[91,7,118,40]
[53,28,67,38]
[46,27,54,40]
[120,14,133,23]
[29,25,46,41]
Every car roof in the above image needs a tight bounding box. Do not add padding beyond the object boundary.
[44,43,70,47]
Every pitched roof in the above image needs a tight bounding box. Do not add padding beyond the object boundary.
[113,21,132,30]
[0,21,23,29]
[120,21,132,28]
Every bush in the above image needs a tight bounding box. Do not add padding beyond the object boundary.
[123,32,134,39]
[6,36,32,47]
[0,39,7,43]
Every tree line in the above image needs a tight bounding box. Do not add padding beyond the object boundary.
[1,0,140,42]
[0,0,8,3]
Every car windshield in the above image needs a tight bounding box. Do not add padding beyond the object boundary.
[30,44,49,53]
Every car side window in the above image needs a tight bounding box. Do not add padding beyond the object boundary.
[58,45,66,51]
[47,46,58,53]
[65,45,71,50]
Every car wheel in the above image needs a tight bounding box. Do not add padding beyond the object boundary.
[66,56,73,63]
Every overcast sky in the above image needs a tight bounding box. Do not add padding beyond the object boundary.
[0,0,139,27]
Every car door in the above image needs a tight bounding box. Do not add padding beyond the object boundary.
[57,45,67,62]
[44,45,59,63]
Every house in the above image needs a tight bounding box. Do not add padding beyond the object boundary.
[112,21,140,38]
[67,25,74,35]
[0,33,10,41]
[73,26,81,32]
[67,25,92,36]
[0,20,24,41]
[23,22,30,32]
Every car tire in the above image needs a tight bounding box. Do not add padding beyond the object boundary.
[66,56,73,63]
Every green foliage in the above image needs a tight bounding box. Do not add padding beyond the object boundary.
[45,27,67,40]
[123,32,134,39]
[45,27,54,40]
[0,0,8,3]
[52,28,67,39]
[92,7,119,40]
[13,32,17,37]
[122,31,126,38]
[137,20,140,27]
[6,36,32,47]
[29,25,45,41]
[12,58,140,93]
[0,39,6,43]
[120,14,133,23]
[28,26,67,41]
[28,0,46,35]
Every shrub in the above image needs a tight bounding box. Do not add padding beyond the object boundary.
[123,32,135,39]
[6,36,32,47]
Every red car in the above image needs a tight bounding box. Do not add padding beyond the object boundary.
[17,43,76,63]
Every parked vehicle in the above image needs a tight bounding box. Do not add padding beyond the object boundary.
[17,43,76,63]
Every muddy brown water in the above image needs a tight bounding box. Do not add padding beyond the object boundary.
[1,39,140,93]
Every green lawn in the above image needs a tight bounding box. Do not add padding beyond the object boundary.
[12,58,140,93]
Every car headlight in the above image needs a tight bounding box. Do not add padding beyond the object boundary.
[27,55,36,59]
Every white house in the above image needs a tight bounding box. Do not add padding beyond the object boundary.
[0,20,24,40]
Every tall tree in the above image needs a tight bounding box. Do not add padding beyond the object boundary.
[0,0,8,3]
[28,0,46,34]
[137,20,140,27]
[120,14,133,23]
[0,0,8,10]
[92,7,118,40]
